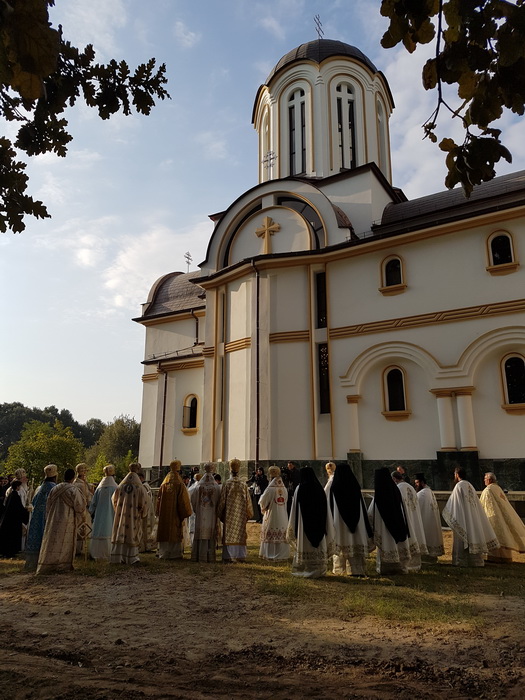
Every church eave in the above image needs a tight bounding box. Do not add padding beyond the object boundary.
[132,304,206,326]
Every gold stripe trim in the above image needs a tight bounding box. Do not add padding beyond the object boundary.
[202,346,215,357]
[269,330,310,343]
[142,373,158,382]
[330,298,525,340]
[158,359,205,372]
[225,337,251,353]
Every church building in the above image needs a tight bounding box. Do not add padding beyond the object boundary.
[134,39,525,490]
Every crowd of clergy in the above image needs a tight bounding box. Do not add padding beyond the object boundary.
[1,457,525,578]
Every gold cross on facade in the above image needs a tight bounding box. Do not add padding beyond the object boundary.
[255,216,281,254]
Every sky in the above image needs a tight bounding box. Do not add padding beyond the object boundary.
[1,0,524,426]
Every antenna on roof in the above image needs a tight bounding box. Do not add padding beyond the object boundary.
[184,251,192,273]
[314,14,324,40]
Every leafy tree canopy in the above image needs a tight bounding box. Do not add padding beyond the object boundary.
[84,415,140,481]
[3,419,84,483]
[0,0,169,232]
[380,0,525,195]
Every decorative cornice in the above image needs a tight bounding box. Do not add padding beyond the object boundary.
[269,330,310,343]
[136,308,206,326]
[159,358,205,372]
[346,394,361,404]
[486,262,520,276]
[142,373,158,382]
[430,387,475,397]
[330,298,525,340]
[225,337,251,353]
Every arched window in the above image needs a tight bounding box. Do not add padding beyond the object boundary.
[380,256,406,295]
[335,82,356,170]
[182,395,198,432]
[502,355,525,408]
[487,231,519,275]
[288,88,306,175]
[382,367,411,419]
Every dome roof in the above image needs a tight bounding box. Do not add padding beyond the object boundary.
[142,270,205,318]
[265,39,378,84]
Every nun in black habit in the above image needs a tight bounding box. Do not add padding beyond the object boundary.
[367,468,411,574]
[286,467,335,578]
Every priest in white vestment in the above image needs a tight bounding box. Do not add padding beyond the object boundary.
[392,471,427,571]
[323,462,336,495]
[442,468,499,566]
[217,458,253,562]
[414,473,444,562]
[286,467,335,578]
[259,466,290,561]
[74,463,93,556]
[191,463,221,562]
[368,468,411,575]
[110,463,148,565]
[36,469,87,575]
[480,472,525,563]
[138,470,156,552]
[328,463,373,576]
[89,465,118,561]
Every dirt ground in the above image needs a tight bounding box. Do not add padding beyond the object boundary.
[1,527,524,700]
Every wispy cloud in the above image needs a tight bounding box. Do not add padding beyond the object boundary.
[195,131,228,160]
[173,20,201,49]
[51,0,127,59]
[101,220,212,310]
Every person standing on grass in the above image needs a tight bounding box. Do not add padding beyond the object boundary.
[156,460,192,560]
[89,465,118,561]
[0,480,30,559]
[480,472,525,563]
[217,458,253,563]
[191,462,221,563]
[368,467,410,575]
[286,466,335,578]
[24,464,57,571]
[391,471,427,571]
[259,466,290,561]
[442,467,499,567]
[329,463,373,577]
[36,469,86,575]
[414,473,444,563]
[110,462,148,565]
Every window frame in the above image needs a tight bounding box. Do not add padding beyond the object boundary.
[382,366,411,420]
[500,353,525,414]
[379,255,407,295]
[182,394,199,434]
[486,230,519,275]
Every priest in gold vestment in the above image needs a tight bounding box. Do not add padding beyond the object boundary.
[110,463,148,565]
[217,458,253,562]
[156,460,192,559]
[480,472,525,563]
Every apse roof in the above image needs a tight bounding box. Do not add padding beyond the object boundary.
[140,270,205,319]
[264,39,378,84]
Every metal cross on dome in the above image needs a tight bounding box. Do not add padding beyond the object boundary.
[314,14,324,39]
[255,216,281,254]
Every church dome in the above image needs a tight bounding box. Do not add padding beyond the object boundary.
[264,39,378,85]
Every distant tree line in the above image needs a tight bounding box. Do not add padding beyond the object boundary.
[0,403,140,484]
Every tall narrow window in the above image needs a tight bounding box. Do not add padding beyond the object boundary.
[382,367,410,419]
[503,355,525,405]
[318,343,331,414]
[288,89,306,175]
[182,396,198,431]
[377,99,388,176]
[385,258,402,286]
[491,234,513,265]
[336,83,356,170]
[315,272,327,328]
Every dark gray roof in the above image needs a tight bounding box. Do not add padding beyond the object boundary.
[265,39,378,85]
[378,170,525,234]
[143,270,205,318]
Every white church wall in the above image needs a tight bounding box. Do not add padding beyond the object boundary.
[224,348,251,459]
[356,359,440,460]
[471,347,525,459]
[269,342,313,459]
[227,278,251,343]
[144,317,199,361]
[269,267,309,332]
[164,368,204,466]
